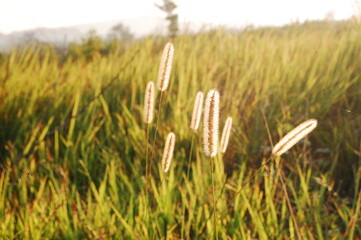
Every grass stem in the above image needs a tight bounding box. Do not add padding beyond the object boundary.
[279,162,302,240]
[181,133,195,239]
[210,156,218,240]
[149,92,164,180]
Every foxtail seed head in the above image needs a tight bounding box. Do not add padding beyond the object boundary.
[143,81,155,124]
[220,117,232,153]
[190,92,204,131]
[203,90,220,158]
[272,119,318,156]
[157,42,174,91]
[162,132,176,172]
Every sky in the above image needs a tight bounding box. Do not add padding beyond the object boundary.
[0,0,358,34]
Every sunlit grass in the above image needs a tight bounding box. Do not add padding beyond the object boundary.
[0,20,361,239]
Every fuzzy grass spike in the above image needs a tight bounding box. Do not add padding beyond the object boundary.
[203,89,220,158]
[143,81,155,124]
[157,42,174,91]
[190,91,204,131]
[272,119,318,156]
[162,132,176,172]
[220,117,232,153]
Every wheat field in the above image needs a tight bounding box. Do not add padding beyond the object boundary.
[0,20,361,239]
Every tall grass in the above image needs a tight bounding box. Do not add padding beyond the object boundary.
[0,20,360,239]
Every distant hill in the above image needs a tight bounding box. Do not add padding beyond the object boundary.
[75,16,167,37]
[0,16,167,51]
[1,17,349,52]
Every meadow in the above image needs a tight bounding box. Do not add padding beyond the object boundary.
[0,20,361,239]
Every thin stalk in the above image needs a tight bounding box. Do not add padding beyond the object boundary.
[261,108,273,148]
[153,92,164,148]
[159,167,166,187]
[210,156,218,240]
[198,178,228,239]
[182,133,195,239]
[347,188,361,239]
[229,156,273,203]
[146,124,150,185]
[149,92,164,179]
[186,134,195,179]
[199,156,274,239]
[145,124,150,222]
[279,164,302,240]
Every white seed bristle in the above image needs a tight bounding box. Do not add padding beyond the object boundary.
[143,81,155,124]
[272,119,318,156]
[162,132,176,172]
[203,90,220,158]
[157,42,174,91]
[190,92,204,131]
[220,117,233,153]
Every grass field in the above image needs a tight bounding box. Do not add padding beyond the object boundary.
[0,20,361,239]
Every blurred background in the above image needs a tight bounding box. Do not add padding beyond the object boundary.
[1,1,361,239]
[0,0,359,51]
